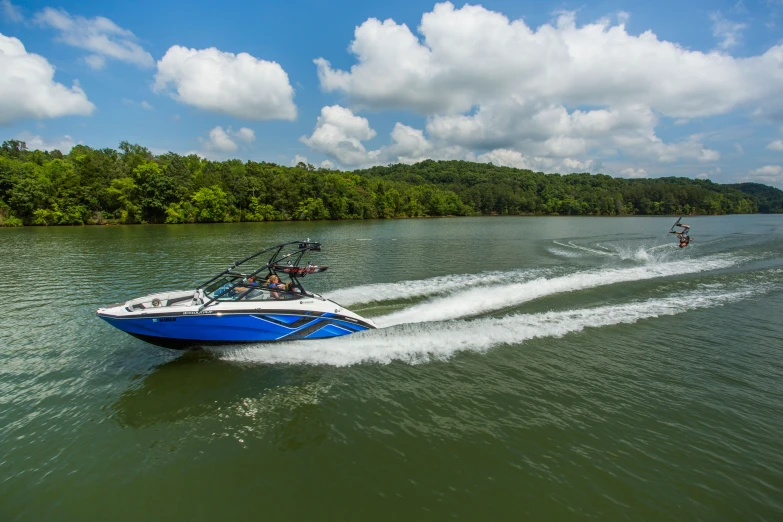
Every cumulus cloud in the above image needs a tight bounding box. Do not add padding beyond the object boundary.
[300,105,604,172]
[425,100,720,163]
[34,8,153,68]
[709,12,747,49]
[234,127,255,143]
[767,140,783,151]
[290,154,309,167]
[316,3,783,118]
[2,0,22,22]
[15,131,76,152]
[122,98,154,110]
[619,167,649,178]
[320,159,334,169]
[696,167,721,180]
[200,126,256,154]
[474,148,599,173]
[154,46,296,120]
[311,4,757,172]
[0,33,95,124]
[747,165,783,184]
[300,105,380,166]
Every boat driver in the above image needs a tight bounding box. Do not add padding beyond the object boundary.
[233,275,261,298]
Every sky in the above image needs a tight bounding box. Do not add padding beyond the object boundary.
[2,0,783,187]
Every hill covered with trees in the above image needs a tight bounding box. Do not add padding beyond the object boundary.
[1,139,780,226]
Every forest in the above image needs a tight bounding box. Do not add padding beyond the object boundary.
[1,139,781,227]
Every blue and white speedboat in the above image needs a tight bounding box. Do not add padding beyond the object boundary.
[97,241,376,349]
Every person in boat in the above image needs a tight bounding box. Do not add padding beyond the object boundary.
[233,275,261,297]
[266,274,285,299]
[285,282,303,297]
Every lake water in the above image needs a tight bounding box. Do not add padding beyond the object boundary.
[1,216,782,520]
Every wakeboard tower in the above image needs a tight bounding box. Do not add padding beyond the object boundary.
[96,240,376,349]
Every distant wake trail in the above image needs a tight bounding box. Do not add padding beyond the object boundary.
[220,286,762,367]
[375,254,742,327]
[326,268,548,306]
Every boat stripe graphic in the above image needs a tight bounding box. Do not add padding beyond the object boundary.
[276,319,329,341]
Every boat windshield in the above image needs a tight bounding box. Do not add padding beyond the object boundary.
[203,275,306,302]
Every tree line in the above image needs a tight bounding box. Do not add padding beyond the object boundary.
[1,139,781,227]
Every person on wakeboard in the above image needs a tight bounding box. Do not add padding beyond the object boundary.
[670,219,694,248]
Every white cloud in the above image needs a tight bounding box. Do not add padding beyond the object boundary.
[0,33,95,124]
[426,100,720,164]
[734,142,744,155]
[619,167,649,178]
[122,98,154,110]
[316,3,783,118]
[205,126,237,153]
[709,12,747,49]
[234,127,255,143]
[154,46,296,120]
[696,167,722,180]
[312,4,761,173]
[300,105,380,166]
[475,148,599,173]
[747,165,783,184]
[200,126,256,154]
[291,155,308,167]
[15,131,76,152]
[320,160,334,169]
[84,54,105,70]
[301,105,604,173]
[387,123,433,163]
[2,0,22,22]
[767,140,783,151]
[34,8,153,68]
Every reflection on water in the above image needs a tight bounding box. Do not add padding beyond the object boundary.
[110,350,336,451]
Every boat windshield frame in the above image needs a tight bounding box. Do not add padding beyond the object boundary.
[197,241,325,310]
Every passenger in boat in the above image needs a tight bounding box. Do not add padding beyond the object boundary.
[285,282,303,297]
[266,274,285,299]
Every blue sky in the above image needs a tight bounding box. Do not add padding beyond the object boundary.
[2,0,783,186]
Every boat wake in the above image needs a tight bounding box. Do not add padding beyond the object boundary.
[375,254,741,327]
[551,239,677,263]
[327,268,550,306]
[552,240,615,257]
[219,284,766,367]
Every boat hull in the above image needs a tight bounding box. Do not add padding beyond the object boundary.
[98,309,373,349]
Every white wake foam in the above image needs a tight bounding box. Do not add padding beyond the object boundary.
[327,268,549,306]
[553,240,614,256]
[220,287,759,367]
[376,254,741,327]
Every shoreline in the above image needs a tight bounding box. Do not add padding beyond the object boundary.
[0,212,769,229]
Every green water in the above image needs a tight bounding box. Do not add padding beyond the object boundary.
[1,216,782,520]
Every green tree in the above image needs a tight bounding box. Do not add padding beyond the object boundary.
[191,185,228,222]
